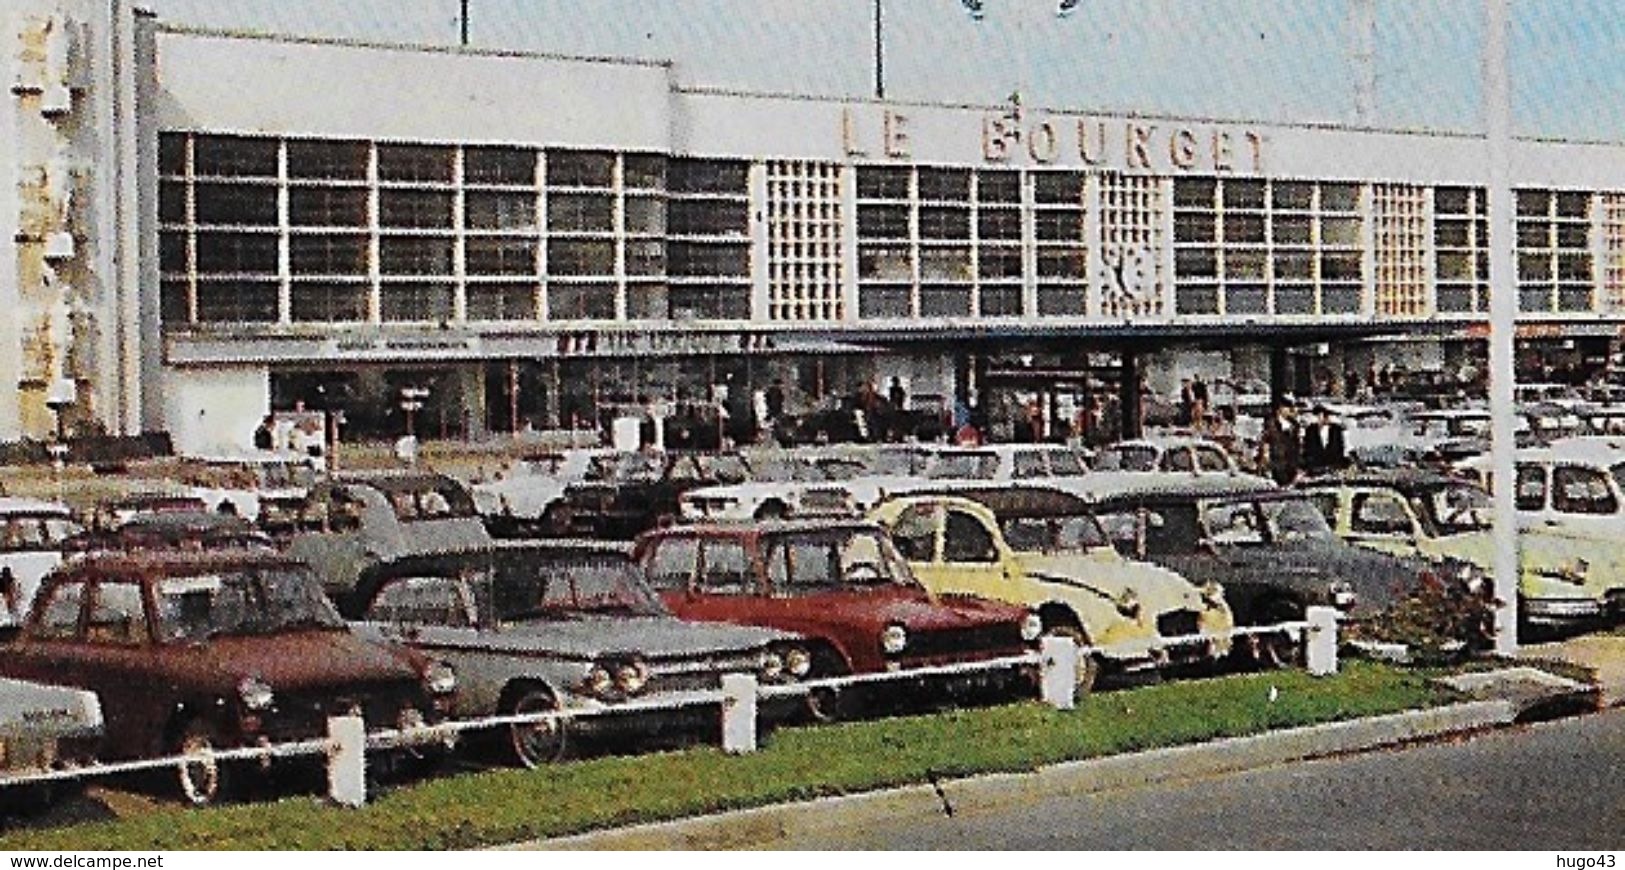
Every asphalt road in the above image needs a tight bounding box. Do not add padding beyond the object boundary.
[771,708,1625,850]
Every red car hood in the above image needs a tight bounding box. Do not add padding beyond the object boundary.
[785,586,1024,631]
[164,630,423,694]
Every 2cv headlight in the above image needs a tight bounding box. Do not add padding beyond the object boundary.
[614,660,649,695]
[880,624,908,655]
[1019,612,1044,642]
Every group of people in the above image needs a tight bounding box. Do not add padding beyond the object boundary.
[1259,400,1348,485]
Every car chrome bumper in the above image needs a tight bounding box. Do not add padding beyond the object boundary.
[1522,596,1605,624]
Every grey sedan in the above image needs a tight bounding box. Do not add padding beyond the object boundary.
[344,540,810,767]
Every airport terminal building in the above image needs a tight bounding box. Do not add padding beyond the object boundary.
[9,0,1625,451]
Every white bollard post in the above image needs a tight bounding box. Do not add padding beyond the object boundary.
[1305,606,1339,677]
[720,673,758,754]
[1040,634,1079,710]
[327,714,366,807]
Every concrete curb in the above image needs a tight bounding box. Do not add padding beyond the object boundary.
[520,699,1518,851]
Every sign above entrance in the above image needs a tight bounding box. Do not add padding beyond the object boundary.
[840,106,1265,174]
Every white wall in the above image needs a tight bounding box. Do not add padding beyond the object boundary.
[154,29,673,151]
[162,366,269,454]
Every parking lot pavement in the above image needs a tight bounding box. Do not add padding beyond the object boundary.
[1519,631,1625,707]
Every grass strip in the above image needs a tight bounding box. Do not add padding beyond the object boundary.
[1,661,1450,851]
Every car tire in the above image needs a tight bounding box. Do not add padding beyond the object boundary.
[804,649,859,724]
[504,685,567,769]
[1246,599,1307,670]
[172,718,233,807]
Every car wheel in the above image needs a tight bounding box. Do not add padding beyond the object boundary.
[1247,600,1307,670]
[805,650,859,723]
[506,686,567,769]
[172,718,232,807]
[1044,625,1101,699]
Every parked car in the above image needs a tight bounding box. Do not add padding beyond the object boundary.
[1091,435,1239,475]
[469,449,605,538]
[635,520,1042,716]
[870,488,1233,689]
[0,497,83,630]
[165,452,320,532]
[1456,437,1625,541]
[283,471,492,599]
[1077,472,1468,663]
[1300,468,1624,628]
[678,446,932,521]
[345,540,809,766]
[0,550,456,804]
[556,451,751,539]
[0,676,103,809]
[62,510,275,555]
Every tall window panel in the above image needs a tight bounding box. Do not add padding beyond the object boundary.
[464,146,539,322]
[855,166,914,318]
[1033,171,1088,317]
[766,161,844,322]
[288,139,370,323]
[1372,183,1428,317]
[1433,186,1489,314]
[170,133,281,324]
[975,169,1023,317]
[1516,190,1593,314]
[666,157,750,321]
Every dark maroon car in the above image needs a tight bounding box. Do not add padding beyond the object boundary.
[0,550,457,804]
[635,520,1041,714]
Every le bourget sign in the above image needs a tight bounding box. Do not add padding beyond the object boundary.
[840,106,1265,175]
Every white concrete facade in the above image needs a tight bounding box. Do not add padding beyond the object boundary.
[11,4,1625,449]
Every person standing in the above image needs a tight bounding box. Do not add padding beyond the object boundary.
[253,414,275,451]
[1261,398,1302,485]
[1301,404,1348,475]
[887,376,906,410]
[765,378,786,422]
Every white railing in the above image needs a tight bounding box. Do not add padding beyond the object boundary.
[0,607,1340,809]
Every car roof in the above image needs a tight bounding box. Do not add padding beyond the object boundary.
[893,485,1096,518]
[1064,471,1280,502]
[59,548,307,576]
[0,496,73,515]
[1298,468,1467,492]
[646,518,883,538]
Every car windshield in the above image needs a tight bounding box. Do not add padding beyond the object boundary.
[586,452,665,483]
[925,452,999,480]
[1000,515,1109,553]
[1417,484,1492,535]
[1259,497,1337,542]
[489,555,666,620]
[815,457,871,481]
[155,566,345,642]
[1094,445,1157,472]
[867,448,928,477]
[749,455,820,483]
[766,529,917,594]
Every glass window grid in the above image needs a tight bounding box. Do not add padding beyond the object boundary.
[665,157,752,321]
[1433,185,1490,315]
[1516,189,1594,314]
[163,135,747,326]
[855,165,1033,320]
[1033,171,1088,318]
[1172,177,1365,317]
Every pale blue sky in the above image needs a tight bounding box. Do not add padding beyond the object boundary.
[142,0,1625,140]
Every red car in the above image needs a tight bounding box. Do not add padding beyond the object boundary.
[635,520,1041,715]
[0,550,456,804]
